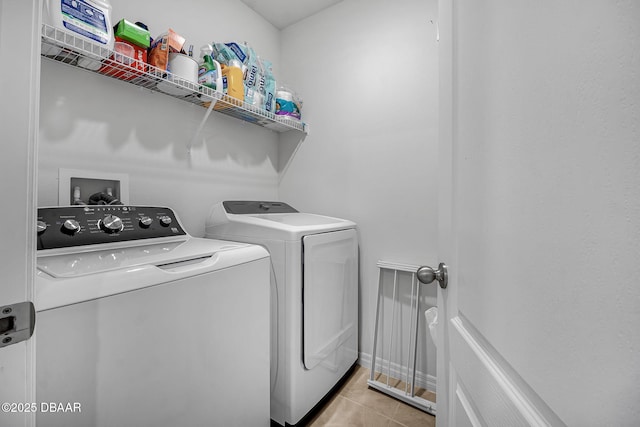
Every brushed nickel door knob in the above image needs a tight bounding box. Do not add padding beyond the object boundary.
[417,263,448,289]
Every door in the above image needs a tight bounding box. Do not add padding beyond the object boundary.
[0,0,40,425]
[302,229,358,370]
[436,1,640,426]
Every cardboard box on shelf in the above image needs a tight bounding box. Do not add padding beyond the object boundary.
[113,19,150,48]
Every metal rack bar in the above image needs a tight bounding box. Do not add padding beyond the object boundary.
[367,261,436,416]
[369,268,383,383]
[404,272,417,394]
[386,270,398,387]
[410,272,421,397]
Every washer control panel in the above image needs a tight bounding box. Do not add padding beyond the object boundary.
[37,206,186,250]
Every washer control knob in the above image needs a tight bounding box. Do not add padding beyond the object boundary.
[37,220,47,234]
[139,216,153,228]
[100,215,123,233]
[159,215,172,227]
[61,219,81,235]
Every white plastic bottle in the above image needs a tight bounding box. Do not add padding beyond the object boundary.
[221,59,245,102]
[43,0,115,69]
[197,45,223,92]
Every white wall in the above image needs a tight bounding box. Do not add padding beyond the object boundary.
[38,0,283,236]
[279,0,440,385]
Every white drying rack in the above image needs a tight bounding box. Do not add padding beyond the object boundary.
[367,261,436,415]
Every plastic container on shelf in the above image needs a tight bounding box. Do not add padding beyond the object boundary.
[198,45,223,92]
[275,86,302,120]
[156,53,199,97]
[43,0,114,69]
[167,53,198,83]
[99,41,139,81]
[218,59,245,104]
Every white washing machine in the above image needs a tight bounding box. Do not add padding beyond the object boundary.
[35,205,271,427]
[205,201,359,426]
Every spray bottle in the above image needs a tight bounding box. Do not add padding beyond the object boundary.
[198,44,223,92]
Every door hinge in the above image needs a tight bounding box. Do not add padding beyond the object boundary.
[0,301,36,349]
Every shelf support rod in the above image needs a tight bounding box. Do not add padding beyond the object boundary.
[187,96,216,154]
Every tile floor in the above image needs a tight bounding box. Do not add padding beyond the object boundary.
[307,365,436,427]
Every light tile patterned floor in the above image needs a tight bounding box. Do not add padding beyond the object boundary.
[308,365,436,427]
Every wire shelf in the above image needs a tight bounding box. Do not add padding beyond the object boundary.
[40,24,307,134]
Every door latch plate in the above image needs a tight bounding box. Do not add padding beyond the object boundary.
[0,301,36,349]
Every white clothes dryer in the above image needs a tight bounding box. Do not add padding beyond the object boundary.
[35,205,271,427]
[205,201,359,426]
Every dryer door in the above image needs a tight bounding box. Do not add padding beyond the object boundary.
[302,229,358,370]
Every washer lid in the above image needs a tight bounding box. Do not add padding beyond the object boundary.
[35,237,270,311]
[36,237,258,279]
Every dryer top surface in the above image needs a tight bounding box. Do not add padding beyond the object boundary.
[206,202,357,241]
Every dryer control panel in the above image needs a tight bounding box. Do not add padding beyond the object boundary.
[223,201,298,214]
[37,206,186,250]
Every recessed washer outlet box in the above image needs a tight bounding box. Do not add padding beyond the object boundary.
[58,169,130,206]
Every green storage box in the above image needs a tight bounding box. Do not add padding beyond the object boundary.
[114,19,150,48]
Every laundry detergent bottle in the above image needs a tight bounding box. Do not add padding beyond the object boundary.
[220,58,244,102]
[43,0,114,69]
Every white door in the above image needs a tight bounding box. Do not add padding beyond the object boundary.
[0,0,40,426]
[302,229,358,370]
[436,1,640,426]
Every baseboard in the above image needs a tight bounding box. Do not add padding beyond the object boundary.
[358,351,436,394]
